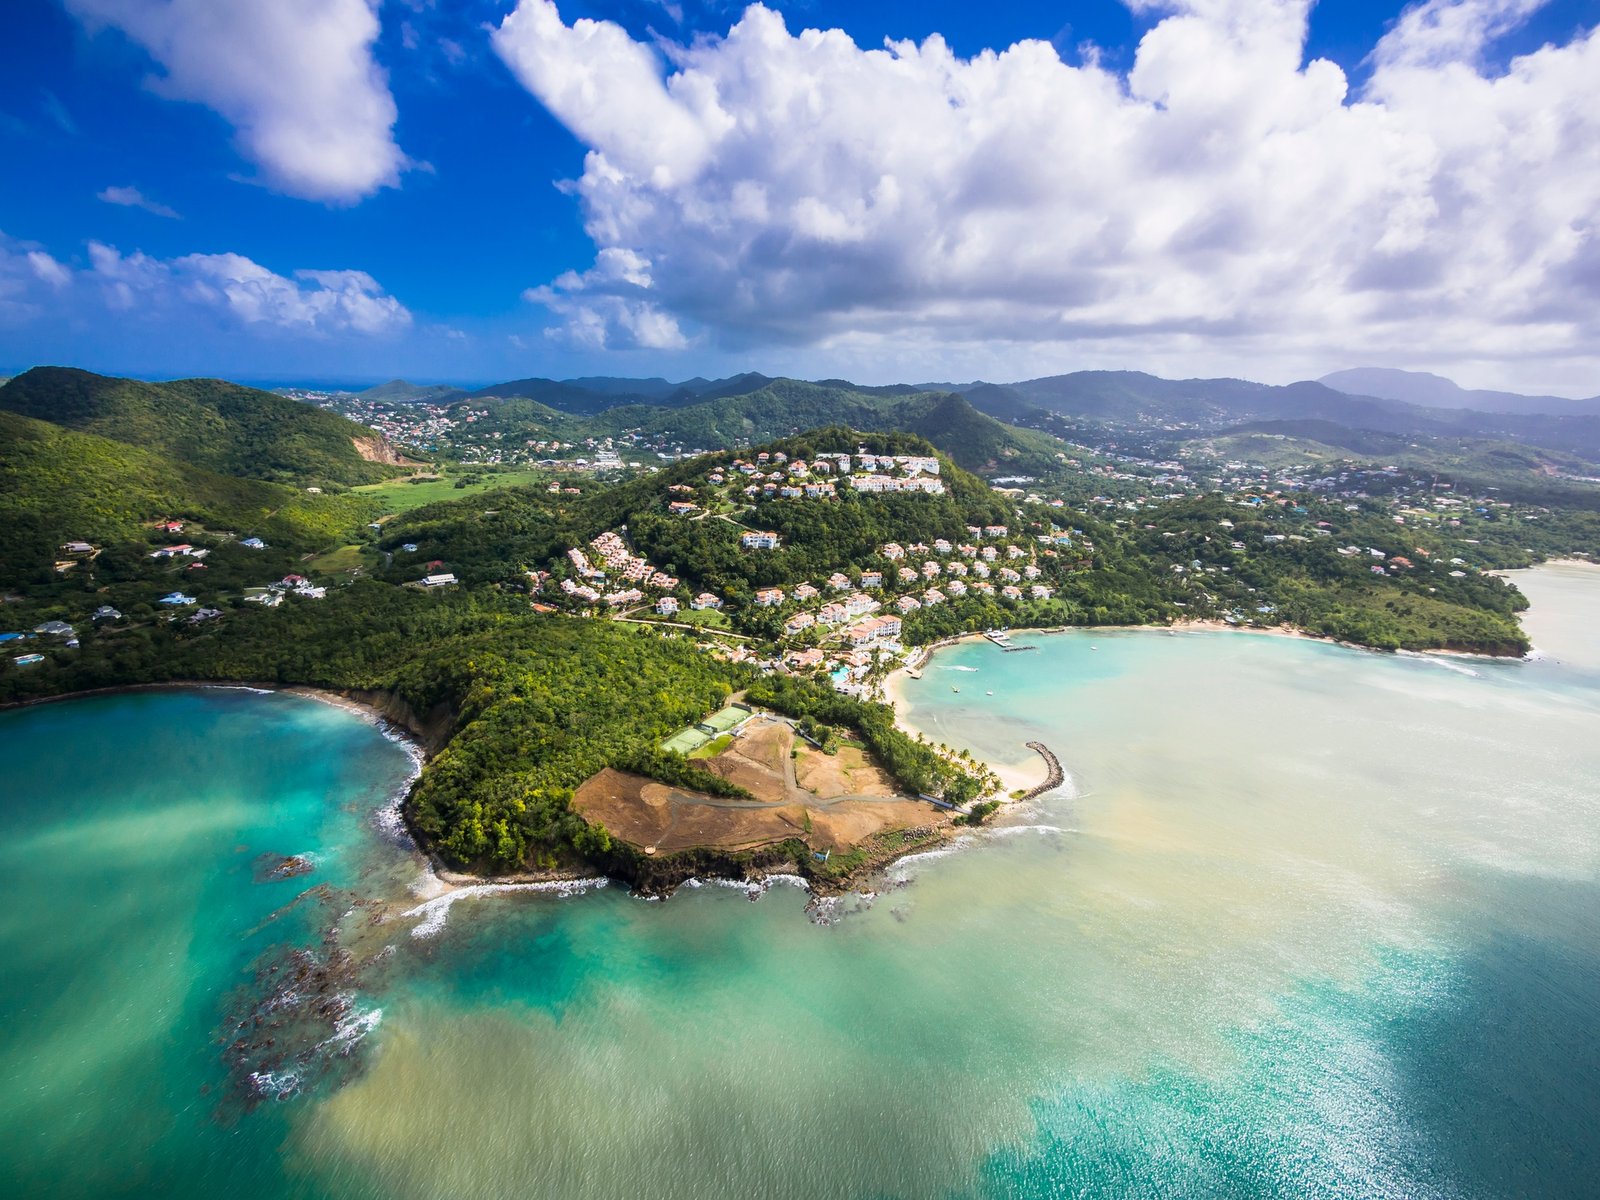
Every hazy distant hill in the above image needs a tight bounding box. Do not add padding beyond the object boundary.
[1319,367,1600,417]
[953,370,1600,464]
[610,378,1066,474]
[465,376,673,414]
[0,366,396,486]
[352,379,467,405]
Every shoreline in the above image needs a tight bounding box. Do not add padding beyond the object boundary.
[880,592,1561,793]
[0,678,907,899]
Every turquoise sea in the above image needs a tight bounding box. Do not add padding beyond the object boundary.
[1,564,1597,1199]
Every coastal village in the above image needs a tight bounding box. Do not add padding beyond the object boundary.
[6,441,1547,685]
[530,446,1076,698]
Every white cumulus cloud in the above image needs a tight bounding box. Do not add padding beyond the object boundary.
[0,233,409,338]
[97,184,181,218]
[85,245,412,334]
[64,0,406,203]
[493,0,1600,388]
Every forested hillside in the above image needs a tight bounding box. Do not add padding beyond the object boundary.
[0,410,377,580]
[0,367,398,485]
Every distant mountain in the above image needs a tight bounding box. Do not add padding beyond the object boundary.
[618,378,1067,474]
[561,376,680,401]
[0,366,396,486]
[1319,367,1600,417]
[955,370,1600,463]
[352,379,466,405]
[465,376,667,415]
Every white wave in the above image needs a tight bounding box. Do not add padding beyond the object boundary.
[886,835,976,881]
[402,878,607,938]
[1397,650,1481,678]
[761,873,810,890]
[248,1069,301,1099]
[984,823,1069,838]
[206,684,278,695]
[318,1001,383,1053]
[940,665,980,672]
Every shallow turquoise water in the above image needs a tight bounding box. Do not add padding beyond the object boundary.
[2,566,1597,1198]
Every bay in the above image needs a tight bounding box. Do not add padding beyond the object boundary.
[1,564,1596,1199]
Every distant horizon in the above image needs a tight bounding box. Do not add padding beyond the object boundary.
[3,360,1597,404]
[4,1,1598,400]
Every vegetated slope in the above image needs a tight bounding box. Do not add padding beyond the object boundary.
[1320,368,1600,417]
[0,366,396,485]
[0,410,377,577]
[613,379,1068,473]
[352,379,467,405]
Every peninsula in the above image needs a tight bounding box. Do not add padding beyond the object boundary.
[2,366,1594,892]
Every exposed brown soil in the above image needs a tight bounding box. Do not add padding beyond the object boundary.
[795,744,896,800]
[574,716,944,857]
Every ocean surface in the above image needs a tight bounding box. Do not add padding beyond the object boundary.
[1,563,1597,1199]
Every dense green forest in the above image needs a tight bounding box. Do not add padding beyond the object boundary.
[460,379,1069,475]
[368,426,1535,653]
[0,367,398,486]
[0,583,749,871]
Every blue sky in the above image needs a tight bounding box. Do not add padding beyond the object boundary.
[1,1,1597,392]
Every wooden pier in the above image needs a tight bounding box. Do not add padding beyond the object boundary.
[982,630,1037,652]
[1019,741,1064,799]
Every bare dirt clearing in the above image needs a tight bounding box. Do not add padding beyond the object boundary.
[573,716,944,854]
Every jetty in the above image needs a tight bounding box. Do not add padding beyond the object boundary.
[983,630,1037,652]
[1019,741,1064,799]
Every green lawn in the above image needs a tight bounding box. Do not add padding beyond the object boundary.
[355,468,550,516]
[688,732,735,760]
[670,606,733,630]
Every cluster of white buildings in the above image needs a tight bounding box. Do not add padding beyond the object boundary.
[848,473,944,495]
[583,532,679,590]
[244,574,329,607]
[555,532,680,609]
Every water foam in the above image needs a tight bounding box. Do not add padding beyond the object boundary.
[318,1000,383,1053]
[984,823,1071,838]
[402,878,608,938]
[885,835,976,882]
[1397,650,1482,678]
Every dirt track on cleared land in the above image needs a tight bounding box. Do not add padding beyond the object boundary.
[574,718,942,854]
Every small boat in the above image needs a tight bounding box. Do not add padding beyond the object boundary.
[986,690,994,696]
[951,686,960,693]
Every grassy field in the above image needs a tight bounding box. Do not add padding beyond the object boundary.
[355,467,549,516]
[688,732,735,760]
[668,606,734,630]
[661,704,750,755]
[303,543,370,575]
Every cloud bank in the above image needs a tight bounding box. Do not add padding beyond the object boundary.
[64,0,405,203]
[493,0,1600,382]
[0,232,411,337]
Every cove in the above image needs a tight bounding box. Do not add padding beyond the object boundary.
[2,564,1597,1199]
